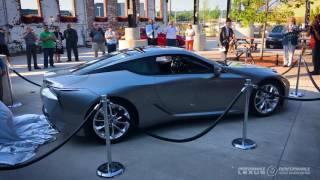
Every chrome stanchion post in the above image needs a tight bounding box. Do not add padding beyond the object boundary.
[289,53,304,97]
[97,95,125,178]
[232,79,257,150]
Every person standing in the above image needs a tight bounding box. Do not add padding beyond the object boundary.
[40,25,56,68]
[90,23,105,58]
[0,28,11,63]
[146,19,158,45]
[219,18,235,61]
[22,27,40,71]
[64,24,79,62]
[165,21,179,47]
[53,26,64,63]
[105,28,118,53]
[282,17,299,67]
[185,23,195,51]
[0,58,5,102]
[309,14,320,75]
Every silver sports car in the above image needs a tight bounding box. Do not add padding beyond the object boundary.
[41,47,289,143]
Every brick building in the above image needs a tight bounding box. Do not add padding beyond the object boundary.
[0,0,168,49]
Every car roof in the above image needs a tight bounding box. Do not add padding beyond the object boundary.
[107,46,198,63]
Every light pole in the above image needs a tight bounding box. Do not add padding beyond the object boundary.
[260,0,269,59]
[193,0,199,25]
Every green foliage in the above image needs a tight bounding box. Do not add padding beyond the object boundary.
[311,6,320,22]
[231,0,266,27]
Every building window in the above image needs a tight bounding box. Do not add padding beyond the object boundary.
[94,0,108,22]
[117,0,127,17]
[20,0,43,23]
[155,0,163,21]
[58,0,77,22]
[139,0,148,21]
[117,0,128,22]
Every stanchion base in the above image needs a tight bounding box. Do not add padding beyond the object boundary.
[232,138,256,150]
[289,91,304,97]
[8,102,22,108]
[97,162,125,178]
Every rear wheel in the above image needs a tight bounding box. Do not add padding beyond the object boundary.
[84,99,135,143]
[250,82,283,116]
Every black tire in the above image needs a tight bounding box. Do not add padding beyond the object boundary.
[250,81,284,116]
[84,98,137,143]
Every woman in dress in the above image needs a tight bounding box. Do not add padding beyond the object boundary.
[53,26,64,63]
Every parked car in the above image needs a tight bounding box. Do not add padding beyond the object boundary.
[140,28,185,47]
[41,47,290,143]
[266,25,284,49]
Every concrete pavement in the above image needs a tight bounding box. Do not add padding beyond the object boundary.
[0,45,320,180]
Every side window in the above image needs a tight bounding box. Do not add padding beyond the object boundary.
[155,55,212,75]
[123,57,160,75]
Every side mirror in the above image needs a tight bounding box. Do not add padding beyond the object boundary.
[213,66,222,77]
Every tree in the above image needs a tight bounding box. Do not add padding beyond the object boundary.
[210,6,221,20]
[231,0,266,27]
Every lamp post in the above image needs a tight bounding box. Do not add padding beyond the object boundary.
[193,0,199,25]
[127,0,137,28]
[226,0,231,18]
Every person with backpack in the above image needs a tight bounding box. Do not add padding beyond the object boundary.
[90,23,105,58]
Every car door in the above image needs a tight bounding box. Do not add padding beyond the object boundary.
[153,55,200,114]
[160,55,245,113]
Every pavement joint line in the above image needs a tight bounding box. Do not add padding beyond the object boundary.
[272,99,303,180]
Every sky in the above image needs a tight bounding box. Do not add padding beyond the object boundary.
[21,0,227,11]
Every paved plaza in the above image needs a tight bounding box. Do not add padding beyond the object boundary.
[0,42,320,180]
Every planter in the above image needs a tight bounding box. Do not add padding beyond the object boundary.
[155,17,163,22]
[59,16,78,23]
[94,17,108,22]
[117,16,128,22]
[21,16,44,24]
[139,17,149,22]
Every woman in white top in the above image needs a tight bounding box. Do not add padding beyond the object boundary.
[185,23,195,51]
[105,28,118,53]
[165,21,179,46]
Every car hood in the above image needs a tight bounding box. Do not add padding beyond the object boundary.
[44,66,76,78]
[226,61,278,76]
[268,33,283,39]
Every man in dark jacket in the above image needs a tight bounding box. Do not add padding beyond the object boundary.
[64,24,79,61]
[219,18,235,61]
[0,57,6,102]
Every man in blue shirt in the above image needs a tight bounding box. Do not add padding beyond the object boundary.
[146,19,158,45]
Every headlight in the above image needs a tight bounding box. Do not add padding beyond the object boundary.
[41,88,58,100]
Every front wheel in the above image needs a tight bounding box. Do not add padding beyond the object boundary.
[250,83,283,116]
[84,99,134,143]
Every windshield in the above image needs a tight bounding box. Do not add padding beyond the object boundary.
[71,52,132,75]
[271,26,283,33]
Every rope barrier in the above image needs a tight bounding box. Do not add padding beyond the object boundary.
[0,103,101,170]
[280,60,298,76]
[9,67,41,87]
[302,58,320,93]
[134,87,246,143]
